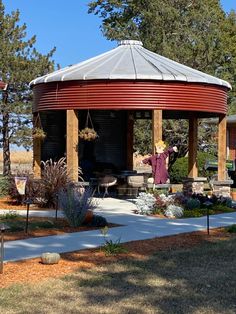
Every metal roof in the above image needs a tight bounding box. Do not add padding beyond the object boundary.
[30,40,231,89]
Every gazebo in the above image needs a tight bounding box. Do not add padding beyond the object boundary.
[30,40,232,195]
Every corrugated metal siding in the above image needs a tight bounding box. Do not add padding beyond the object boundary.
[78,110,127,171]
[32,80,228,116]
[41,111,66,161]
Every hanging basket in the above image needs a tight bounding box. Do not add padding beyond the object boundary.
[32,127,47,140]
[79,127,98,141]
[79,110,98,141]
[32,113,46,140]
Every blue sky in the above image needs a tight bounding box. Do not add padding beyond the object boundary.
[3,0,236,68]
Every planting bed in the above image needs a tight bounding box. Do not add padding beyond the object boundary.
[0,228,236,289]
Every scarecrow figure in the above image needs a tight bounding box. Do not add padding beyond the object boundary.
[142,140,178,184]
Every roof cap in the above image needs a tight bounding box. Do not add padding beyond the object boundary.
[118,40,143,46]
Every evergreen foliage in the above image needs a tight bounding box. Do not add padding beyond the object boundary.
[0,1,55,175]
[88,0,236,159]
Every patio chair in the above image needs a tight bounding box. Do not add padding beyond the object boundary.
[97,175,117,198]
[127,175,145,197]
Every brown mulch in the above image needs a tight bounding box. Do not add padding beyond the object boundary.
[0,197,236,289]
[3,217,118,242]
[1,228,235,289]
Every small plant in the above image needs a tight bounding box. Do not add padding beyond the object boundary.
[58,186,96,227]
[226,224,236,233]
[100,226,128,255]
[164,205,184,218]
[0,210,19,220]
[135,192,156,215]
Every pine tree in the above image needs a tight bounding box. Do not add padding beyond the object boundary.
[88,0,236,159]
[0,1,55,175]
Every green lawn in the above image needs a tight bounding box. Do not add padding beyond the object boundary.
[1,237,236,313]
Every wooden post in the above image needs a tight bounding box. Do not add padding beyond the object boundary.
[33,113,41,179]
[152,110,162,154]
[33,138,41,179]
[218,114,227,181]
[188,117,198,178]
[66,110,78,182]
[127,112,134,170]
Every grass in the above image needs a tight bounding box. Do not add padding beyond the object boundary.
[0,150,33,174]
[0,150,33,164]
[0,216,59,233]
[0,237,236,313]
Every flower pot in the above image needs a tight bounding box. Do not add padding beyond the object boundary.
[83,210,94,224]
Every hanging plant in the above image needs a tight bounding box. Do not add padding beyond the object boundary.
[32,113,46,140]
[79,127,97,141]
[32,127,47,140]
[79,110,98,141]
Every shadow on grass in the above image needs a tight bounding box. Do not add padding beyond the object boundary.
[64,238,236,313]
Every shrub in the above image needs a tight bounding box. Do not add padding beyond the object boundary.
[58,186,96,227]
[226,224,236,233]
[186,198,201,210]
[169,151,216,183]
[41,158,74,208]
[88,215,108,227]
[0,176,10,197]
[164,205,184,218]
[135,192,156,215]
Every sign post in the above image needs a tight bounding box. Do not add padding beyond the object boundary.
[0,223,9,274]
[14,177,29,233]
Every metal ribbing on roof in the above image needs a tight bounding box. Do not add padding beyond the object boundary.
[30,40,232,89]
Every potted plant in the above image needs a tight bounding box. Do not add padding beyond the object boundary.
[231,188,236,201]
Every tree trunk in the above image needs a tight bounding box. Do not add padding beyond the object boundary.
[2,91,11,176]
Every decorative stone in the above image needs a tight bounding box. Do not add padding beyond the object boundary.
[41,252,60,265]
[212,180,233,198]
[183,177,207,196]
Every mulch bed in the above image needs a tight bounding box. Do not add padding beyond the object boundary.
[0,196,236,289]
[3,217,118,242]
[1,228,235,289]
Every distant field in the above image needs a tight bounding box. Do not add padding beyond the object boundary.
[0,150,33,174]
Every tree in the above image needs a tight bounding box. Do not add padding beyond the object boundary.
[88,0,236,157]
[0,1,55,175]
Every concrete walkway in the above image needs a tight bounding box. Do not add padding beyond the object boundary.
[2,197,236,262]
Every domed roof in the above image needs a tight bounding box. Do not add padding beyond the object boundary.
[30,40,231,89]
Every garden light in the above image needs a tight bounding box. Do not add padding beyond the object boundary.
[0,223,9,274]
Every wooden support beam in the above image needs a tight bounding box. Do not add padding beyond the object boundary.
[33,138,41,179]
[66,110,79,182]
[188,117,198,178]
[152,110,162,154]
[127,112,134,170]
[218,114,227,181]
[33,113,41,179]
